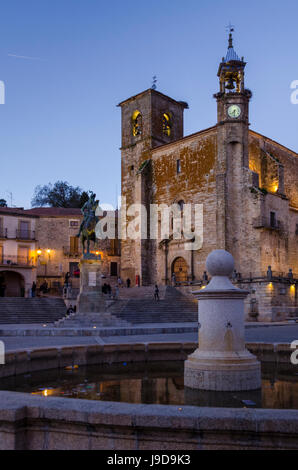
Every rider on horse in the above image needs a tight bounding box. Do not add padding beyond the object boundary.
[76,191,99,255]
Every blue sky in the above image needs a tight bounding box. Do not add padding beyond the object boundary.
[0,0,298,208]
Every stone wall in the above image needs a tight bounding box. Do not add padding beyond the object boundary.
[35,216,82,283]
[241,281,298,322]
[1,390,298,450]
[249,131,298,276]
[151,129,218,284]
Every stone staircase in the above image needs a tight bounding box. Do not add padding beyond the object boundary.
[0,298,68,324]
[55,311,131,328]
[56,286,198,327]
[108,286,198,324]
[118,285,168,300]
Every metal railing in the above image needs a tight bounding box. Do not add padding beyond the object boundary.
[0,228,7,238]
[63,246,82,258]
[0,255,35,267]
[252,216,282,231]
[15,230,36,240]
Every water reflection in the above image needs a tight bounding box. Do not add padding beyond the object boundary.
[0,361,298,409]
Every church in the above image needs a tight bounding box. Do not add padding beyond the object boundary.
[117,31,298,322]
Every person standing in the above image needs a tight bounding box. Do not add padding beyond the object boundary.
[0,279,6,297]
[31,281,37,298]
[154,285,159,301]
[107,284,112,298]
[126,278,131,288]
[114,286,119,300]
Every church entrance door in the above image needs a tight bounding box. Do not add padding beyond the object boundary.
[172,257,188,284]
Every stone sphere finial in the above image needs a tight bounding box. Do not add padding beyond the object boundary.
[206,250,234,277]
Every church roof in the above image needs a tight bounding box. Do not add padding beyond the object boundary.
[222,31,242,64]
[117,88,188,109]
[224,46,241,63]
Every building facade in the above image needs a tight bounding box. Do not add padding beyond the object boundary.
[118,33,298,321]
[0,208,38,297]
[0,207,121,298]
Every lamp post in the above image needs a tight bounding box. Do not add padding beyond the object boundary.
[45,249,51,276]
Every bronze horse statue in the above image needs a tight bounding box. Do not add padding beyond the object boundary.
[76,192,99,257]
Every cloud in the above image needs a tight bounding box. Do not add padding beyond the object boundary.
[7,53,43,61]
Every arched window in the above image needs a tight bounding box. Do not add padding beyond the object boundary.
[132,110,142,137]
[162,112,172,136]
[178,200,184,212]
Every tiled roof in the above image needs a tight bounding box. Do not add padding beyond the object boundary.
[0,207,39,217]
[0,207,82,218]
[25,207,82,217]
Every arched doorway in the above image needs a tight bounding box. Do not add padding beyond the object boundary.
[172,257,188,284]
[0,271,25,297]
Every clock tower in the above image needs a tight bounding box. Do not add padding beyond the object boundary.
[214,29,252,271]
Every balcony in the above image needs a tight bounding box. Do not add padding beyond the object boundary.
[63,246,82,258]
[15,230,36,241]
[0,255,36,267]
[252,216,282,231]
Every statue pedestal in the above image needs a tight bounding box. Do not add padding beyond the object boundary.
[77,258,104,313]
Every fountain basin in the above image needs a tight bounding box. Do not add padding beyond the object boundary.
[0,342,297,450]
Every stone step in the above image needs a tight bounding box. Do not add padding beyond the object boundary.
[109,294,198,324]
[56,312,131,328]
[0,298,68,324]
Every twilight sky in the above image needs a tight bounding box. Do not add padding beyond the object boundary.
[0,0,298,209]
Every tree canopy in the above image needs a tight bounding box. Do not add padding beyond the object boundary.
[0,199,7,207]
[31,181,89,208]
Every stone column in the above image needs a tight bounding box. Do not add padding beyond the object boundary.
[184,250,261,391]
[77,259,103,313]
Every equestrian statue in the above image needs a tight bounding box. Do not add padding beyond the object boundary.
[76,191,100,258]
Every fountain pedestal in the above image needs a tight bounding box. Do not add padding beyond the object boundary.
[184,250,261,391]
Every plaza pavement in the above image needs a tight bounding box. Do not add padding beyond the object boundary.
[0,322,298,352]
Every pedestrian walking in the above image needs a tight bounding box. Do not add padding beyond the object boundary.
[154,285,159,301]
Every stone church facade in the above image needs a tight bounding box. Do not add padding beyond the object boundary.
[118,33,298,321]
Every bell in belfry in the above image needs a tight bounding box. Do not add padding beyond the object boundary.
[226,77,235,90]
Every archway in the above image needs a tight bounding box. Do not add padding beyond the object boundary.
[172,257,188,284]
[0,271,25,297]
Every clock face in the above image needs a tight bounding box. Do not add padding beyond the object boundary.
[228,105,241,119]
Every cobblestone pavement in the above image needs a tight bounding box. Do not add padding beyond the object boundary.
[1,324,298,351]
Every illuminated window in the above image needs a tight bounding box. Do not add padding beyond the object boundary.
[69,220,79,228]
[162,113,172,136]
[132,110,142,137]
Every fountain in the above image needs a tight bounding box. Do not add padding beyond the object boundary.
[184,249,261,391]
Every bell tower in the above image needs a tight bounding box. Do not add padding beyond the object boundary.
[215,29,251,137]
[118,88,188,285]
[214,29,252,271]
